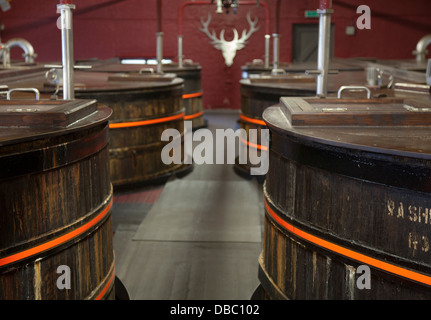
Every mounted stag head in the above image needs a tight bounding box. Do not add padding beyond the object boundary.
[199,12,260,67]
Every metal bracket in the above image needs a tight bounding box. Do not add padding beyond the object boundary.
[366,66,394,88]
[337,85,371,99]
[306,69,339,75]
[426,59,431,85]
[44,64,92,70]
[7,88,40,101]
[139,68,154,74]
[44,64,91,99]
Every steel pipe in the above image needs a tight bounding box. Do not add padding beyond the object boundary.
[178,35,184,68]
[427,59,431,85]
[264,34,270,68]
[271,33,282,74]
[156,0,164,73]
[57,2,76,100]
[316,7,333,97]
[4,38,37,63]
[156,32,164,74]
[1,44,10,67]
[413,34,431,63]
[216,0,223,13]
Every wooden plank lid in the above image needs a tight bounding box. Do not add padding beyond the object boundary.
[0,88,98,128]
[249,73,316,84]
[281,86,431,126]
[108,72,177,82]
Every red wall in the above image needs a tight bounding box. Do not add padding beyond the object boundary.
[1,0,431,109]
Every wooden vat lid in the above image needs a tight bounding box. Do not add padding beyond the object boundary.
[281,95,431,126]
[88,62,201,74]
[89,63,154,73]
[38,72,184,93]
[0,64,49,80]
[394,82,431,94]
[164,62,202,71]
[249,74,316,84]
[107,73,177,82]
[0,98,98,128]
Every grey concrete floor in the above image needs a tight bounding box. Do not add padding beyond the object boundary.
[112,110,265,300]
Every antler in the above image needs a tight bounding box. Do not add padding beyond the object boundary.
[200,12,259,47]
[221,12,260,50]
[199,13,223,48]
[238,12,260,43]
[220,29,239,42]
[199,11,260,66]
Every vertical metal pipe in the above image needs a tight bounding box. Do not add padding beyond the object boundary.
[414,34,431,63]
[264,34,270,68]
[5,38,36,63]
[426,59,431,85]
[316,8,332,97]
[216,0,223,13]
[57,2,75,100]
[178,35,183,68]
[156,0,163,74]
[2,45,10,67]
[156,32,164,74]
[271,33,280,74]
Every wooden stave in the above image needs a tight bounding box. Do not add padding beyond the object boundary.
[0,104,115,300]
[164,63,205,129]
[87,62,205,129]
[72,77,191,187]
[259,102,431,300]
[236,79,316,177]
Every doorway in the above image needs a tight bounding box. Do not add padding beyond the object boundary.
[292,23,335,63]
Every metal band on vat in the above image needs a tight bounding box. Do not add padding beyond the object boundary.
[0,196,113,268]
[109,112,185,129]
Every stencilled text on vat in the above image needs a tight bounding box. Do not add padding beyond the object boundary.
[387,199,430,253]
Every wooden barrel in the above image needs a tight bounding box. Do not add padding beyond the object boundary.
[237,61,366,178]
[0,64,48,81]
[260,93,431,299]
[240,59,364,79]
[5,70,192,187]
[240,61,290,79]
[164,63,205,130]
[236,76,317,178]
[71,72,191,187]
[0,97,115,300]
[87,60,205,130]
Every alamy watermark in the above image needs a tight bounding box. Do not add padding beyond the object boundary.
[161,121,269,175]
[54,263,371,292]
[356,265,371,290]
[56,265,71,290]
[356,5,371,30]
